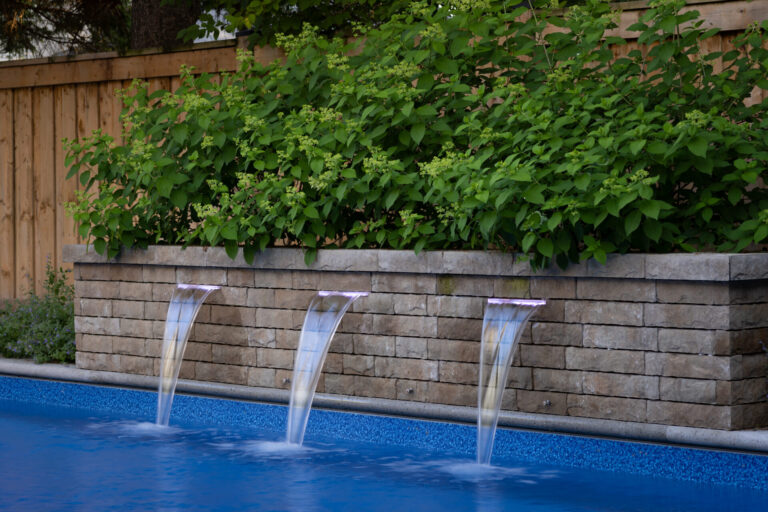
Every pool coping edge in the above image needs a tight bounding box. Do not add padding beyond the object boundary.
[1,358,767,454]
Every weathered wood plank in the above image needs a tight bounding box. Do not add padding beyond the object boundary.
[55,85,80,278]
[0,90,14,299]
[14,88,34,296]
[32,87,56,293]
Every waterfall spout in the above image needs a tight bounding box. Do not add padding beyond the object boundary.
[156,284,219,426]
[477,298,545,465]
[286,290,368,445]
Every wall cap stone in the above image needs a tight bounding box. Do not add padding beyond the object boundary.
[64,245,768,281]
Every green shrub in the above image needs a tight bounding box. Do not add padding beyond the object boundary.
[66,0,768,268]
[0,264,75,364]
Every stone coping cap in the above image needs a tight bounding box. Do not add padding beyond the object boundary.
[63,245,768,281]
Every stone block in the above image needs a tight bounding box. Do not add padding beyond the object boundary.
[352,293,395,315]
[506,367,533,390]
[145,339,161,358]
[565,301,643,326]
[152,320,167,338]
[657,329,730,356]
[112,300,144,319]
[119,319,154,338]
[152,283,176,302]
[246,288,276,308]
[112,337,146,356]
[349,376,397,399]
[583,325,657,351]
[324,353,343,374]
[258,348,294,369]
[247,367,276,388]
[644,304,729,330]
[273,289,316,310]
[645,353,731,380]
[395,336,428,359]
[492,277,531,299]
[532,300,565,323]
[119,355,154,376]
[311,250,378,273]
[427,381,476,407]
[660,377,717,404]
[318,271,372,292]
[531,322,583,347]
[729,254,768,280]
[76,352,120,372]
[439,361,477,385]
[372,314,437,338]
[567,395,647,422]
[75,316,120,336]
[251,269,290,288]
[116,282,152,301]
[730,303,768,329]
[79,299,112,317]
[576,279,655,302]
[427,339,479,363]
[354,334,395,356]
[75,280,119,299]
[521,345,565,369]
[343,354,375,376]
[396,380,430,402]
[102,264,145,282]
[586,254,645,279]
[254,308,295,329]
[274,369,293,389]
[178,360,196,380]
[290,271,320,290]
[729,280,768,304]
[176,267,227,286]
[646,254,729,281]
[733,403,768,429]
[516,390,567,415]
[205,287,247,306]
[565,347,644,373]
[244,327,276,348]
[191,323,249,346]
[371,273,436,294]
[393,294,427,316]
[329,333,354,354]
[212,345,256,366]
[437,317,482,341]
[656,281,729,305]
[531,278,576,299]
[143,301,169,321]
[227,269,254,287]
[338,312,374,335]
[533,369,583,393]
[736,353,768,379]
[377,251,429,273]
[77,264,113,281]
[375,357,438,381]
[438,251,508,276]
[437,276,494,297]
[583,373,659,399]
[427,296,484,319]
[195,362,247,385]
[646,401,730,429]
[78,334,113,353]
[142,266,175,283]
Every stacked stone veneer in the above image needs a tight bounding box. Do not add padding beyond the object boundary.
[65,246,768,430]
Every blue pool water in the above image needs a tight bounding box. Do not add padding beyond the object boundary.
[1,376,767,511]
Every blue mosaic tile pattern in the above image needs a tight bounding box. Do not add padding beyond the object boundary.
[1,375,766,490]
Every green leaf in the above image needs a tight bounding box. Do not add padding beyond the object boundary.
[522,232,536,252]
[643,219,662,242]
[303,205,320,219]
[640,200,661,219]
[410,123,426,145]
[687,136,708,158]
[221,222,238,240]
[629,140,646,155]
[728,187,742,205]
[478,211,496,235]
[156,177,173,198]
[435,58,458,75]
[625,210,641,235]
[224,240,238,259]
[537,238,554,258]
[310,159,324,173]
[754,224,768,243]
[547,212,562,231]
[93,238,107,254]
[170,189,187,209]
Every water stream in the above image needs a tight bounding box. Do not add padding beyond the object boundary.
[286,291,368,445]
[156,284,220,426]
[477,298,545,465]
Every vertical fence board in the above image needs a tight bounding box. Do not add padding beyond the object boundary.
[0,90,14,299]
[32,87,56,294]
[55,85,79,277]
[14,88,34,296]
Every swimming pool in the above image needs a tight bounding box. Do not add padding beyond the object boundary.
[1,375,766,511]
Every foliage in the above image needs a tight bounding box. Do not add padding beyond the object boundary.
[180,0,412,47]
[0,264,75,363]
[0,0,130,58]
[67,0,768,268]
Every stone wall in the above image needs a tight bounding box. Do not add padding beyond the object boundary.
[65,246,768,430]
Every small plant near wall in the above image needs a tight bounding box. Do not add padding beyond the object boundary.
[66,0,768,269]
[0,264,75,364]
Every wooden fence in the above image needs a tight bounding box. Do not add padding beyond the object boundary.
[0,0,764,300]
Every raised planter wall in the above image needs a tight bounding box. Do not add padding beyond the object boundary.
[64,245,768,430]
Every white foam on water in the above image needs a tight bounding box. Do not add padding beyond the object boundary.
[87,420,182,438]
[242,440,310,456]
[440,461,531,483]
